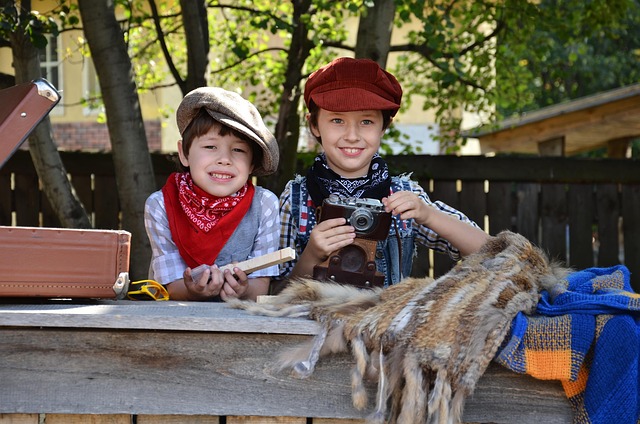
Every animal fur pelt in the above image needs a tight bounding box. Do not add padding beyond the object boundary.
[228,230,569,424]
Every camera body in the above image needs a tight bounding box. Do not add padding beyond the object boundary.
[319,194,392,240]
[313,194,393,289]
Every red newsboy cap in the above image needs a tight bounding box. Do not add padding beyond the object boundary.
[304,57,403,117]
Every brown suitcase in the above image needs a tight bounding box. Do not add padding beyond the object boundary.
[0,79,131,299]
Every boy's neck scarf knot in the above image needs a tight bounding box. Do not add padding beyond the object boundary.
[162,172,254,268]
[306,152,391,207]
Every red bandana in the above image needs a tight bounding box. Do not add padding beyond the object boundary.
[162,172,255,268]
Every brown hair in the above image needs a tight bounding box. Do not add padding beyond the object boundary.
[178,108,263,172]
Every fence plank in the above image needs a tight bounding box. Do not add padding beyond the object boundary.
[71,174,94,219]
[540,184,568,263]
[430,180,459,277]
[13,174,39,227]
[567,184,595,269]
[0,174,11,225]
[622,184,640,292]
[459,180,486,231]
[94,175,120,230]
[487,181,514,235]
[515,183,539,244]
[595,184,621,267]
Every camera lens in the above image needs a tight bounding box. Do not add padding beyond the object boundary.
[350,208,374,233]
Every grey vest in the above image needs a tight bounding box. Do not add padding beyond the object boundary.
[213,186,263,266]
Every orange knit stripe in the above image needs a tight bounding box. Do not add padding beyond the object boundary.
[525,349,573,380]
[562,366,589,398]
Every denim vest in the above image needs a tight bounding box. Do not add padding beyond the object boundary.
[214,186,263,266]
[290,177,415,287]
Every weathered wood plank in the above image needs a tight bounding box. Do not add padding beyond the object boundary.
[44,415,130,423]
[137,417,219,424]
[459,180,486,231]
[430,180,458,277]
[0,173,12,225]
[515,183,539,244]
[0,414,38,424]
[487,181,514,234]
[595,184,621,267]
[0,302,573,423]
[13,173,38,227]
[567,184,595,269]
[0,301,318,334]
[540,183,567,263]
[622,184,640,292]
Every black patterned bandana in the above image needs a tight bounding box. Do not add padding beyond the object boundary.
[306,152,391,207]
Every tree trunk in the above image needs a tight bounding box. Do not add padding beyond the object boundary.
[267,0,313,195]
[77,0,157,280]
[354,0,395,68]
[180,0,209,93]
[6,0,92,229]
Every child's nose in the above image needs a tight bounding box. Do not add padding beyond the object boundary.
[216,149,232,165]
[344,123,361,141]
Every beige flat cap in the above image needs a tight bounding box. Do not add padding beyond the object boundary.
[177,87,279,176]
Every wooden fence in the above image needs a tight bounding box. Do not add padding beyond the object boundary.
[1,150,639,290]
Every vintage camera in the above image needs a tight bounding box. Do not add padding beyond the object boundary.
[319,194,392,240]
[313,194,392,289]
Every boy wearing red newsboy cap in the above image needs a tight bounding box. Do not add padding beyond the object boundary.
[278,57,491,286]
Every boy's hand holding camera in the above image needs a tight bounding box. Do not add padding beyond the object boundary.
[182,266,249,301]
[299,217,356,271]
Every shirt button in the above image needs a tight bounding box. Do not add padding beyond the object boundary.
[375,251,384,259]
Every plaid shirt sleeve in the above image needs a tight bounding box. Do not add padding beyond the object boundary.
[277,181,298,278]
[144,191,186,285]
[246,188,280,277]
[407,179,481,261]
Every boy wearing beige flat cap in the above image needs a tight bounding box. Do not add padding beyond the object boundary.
[144,87,280,301]
[279,57,491,286]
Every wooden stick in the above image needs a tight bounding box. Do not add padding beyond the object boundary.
[190,247,296,282]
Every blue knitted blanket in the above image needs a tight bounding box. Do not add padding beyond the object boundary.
[496,265,640,424]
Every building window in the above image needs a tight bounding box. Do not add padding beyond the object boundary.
[82,58,102,115]
[39,34,62,115]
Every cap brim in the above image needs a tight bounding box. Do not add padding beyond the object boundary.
[207,110,265,148]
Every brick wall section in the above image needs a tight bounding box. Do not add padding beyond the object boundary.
[50,120,162,151]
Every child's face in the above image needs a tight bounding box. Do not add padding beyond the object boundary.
[310,108,385,178]
[178,125,254,198]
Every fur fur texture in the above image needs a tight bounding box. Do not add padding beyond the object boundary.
[229,231,569,424]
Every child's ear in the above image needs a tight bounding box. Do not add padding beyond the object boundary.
[177,140,189,167]
[383,117,394,132]
[306,113,321,138]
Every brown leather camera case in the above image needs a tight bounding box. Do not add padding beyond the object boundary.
[0,227,131,299]
[0,79,131,299]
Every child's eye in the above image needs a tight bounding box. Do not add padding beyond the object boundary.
[362,119,374,125]
[233,147,248,153]
[203,144,217,150]
[331,118,344,124]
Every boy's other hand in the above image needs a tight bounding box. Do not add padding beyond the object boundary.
[382,191,430,226]
[219,267,249,301]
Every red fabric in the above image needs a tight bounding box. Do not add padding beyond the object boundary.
[162,172,255,268]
